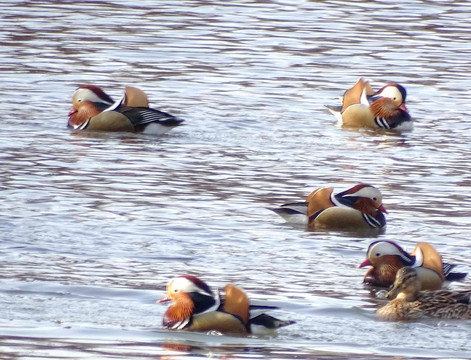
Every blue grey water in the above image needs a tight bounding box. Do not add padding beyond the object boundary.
[1,0,471,358]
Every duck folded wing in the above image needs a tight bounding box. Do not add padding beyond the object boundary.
[250,313,295,330]
[271,202,309,224]
[118,106,184,129]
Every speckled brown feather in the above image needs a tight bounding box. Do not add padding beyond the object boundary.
[379,289,471,321]
[378,267,471,321]
[364,257,402,287]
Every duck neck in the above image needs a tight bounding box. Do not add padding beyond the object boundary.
[397,289,419,302]
[191,292,217,314]
[332,192,353,208]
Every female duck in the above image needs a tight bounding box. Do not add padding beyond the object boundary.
[377,266,471,321]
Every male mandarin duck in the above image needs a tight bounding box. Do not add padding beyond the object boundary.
[377,266,471,321]
[272,184,387,231]
[359,241,467,290]
[326,78,412,130]
[158,275,294,334]
[67,85,184,134]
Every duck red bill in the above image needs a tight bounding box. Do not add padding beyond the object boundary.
[158,295,171,303]
[68,106,78,117]
[358,259,372,268]
[399,103,408,112]
[378,204,388,214]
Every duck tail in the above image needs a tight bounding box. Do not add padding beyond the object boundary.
[250,313,295,329]
[443,262,467,282]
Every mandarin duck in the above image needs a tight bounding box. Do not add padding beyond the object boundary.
[68,85,184,134]
[359,241,467,290]
[377,266,471,321]
[326,78,412,130]
[272,184,387,231]
[158,275,294,334]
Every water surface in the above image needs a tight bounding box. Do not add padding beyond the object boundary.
[1,0,471,358]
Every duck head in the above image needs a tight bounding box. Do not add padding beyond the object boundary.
[359,240,414,286]
[335,184,387,216]
[67,85,114,129]
[360,241,413,268]
[369,83,409,118]
[386,266,421,301]
[158,275,217,328]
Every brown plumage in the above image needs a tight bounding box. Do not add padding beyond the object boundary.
[158,275,294,334]
[327,78,412,130]
[359,241,466,290]
[377,267,471,321]
[340,78,374,112]
[162,291,195,326]
[273,184,387,231]
[68,85,183,134]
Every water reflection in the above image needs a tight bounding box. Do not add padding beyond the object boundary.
[1,0,471,359]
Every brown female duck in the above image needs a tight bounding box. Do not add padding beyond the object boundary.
[377,266,471,321]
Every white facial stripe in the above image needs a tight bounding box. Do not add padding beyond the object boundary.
[73,88,110,104]
[369,242,400,257]
[378,86,402,101]
[368,242,410,262]
[168,277,213,297]
[343,186,382,202]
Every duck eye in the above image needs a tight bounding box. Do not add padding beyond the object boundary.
[373,197,377,200]
[393,97,397,100]
[173,288,179,293]
[376,253,381,256]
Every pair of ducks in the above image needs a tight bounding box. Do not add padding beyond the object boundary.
[67,78,412,134]
[159,241,468,336]
[360,241,468,321]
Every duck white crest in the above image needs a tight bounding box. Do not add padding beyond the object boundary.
[367,242,410,263]
[168,277,213,297]
[377,86,403,102]
[344,186,382,201]
[72,88,113,105]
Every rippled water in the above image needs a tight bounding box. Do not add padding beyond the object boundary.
[1,0,471,358]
